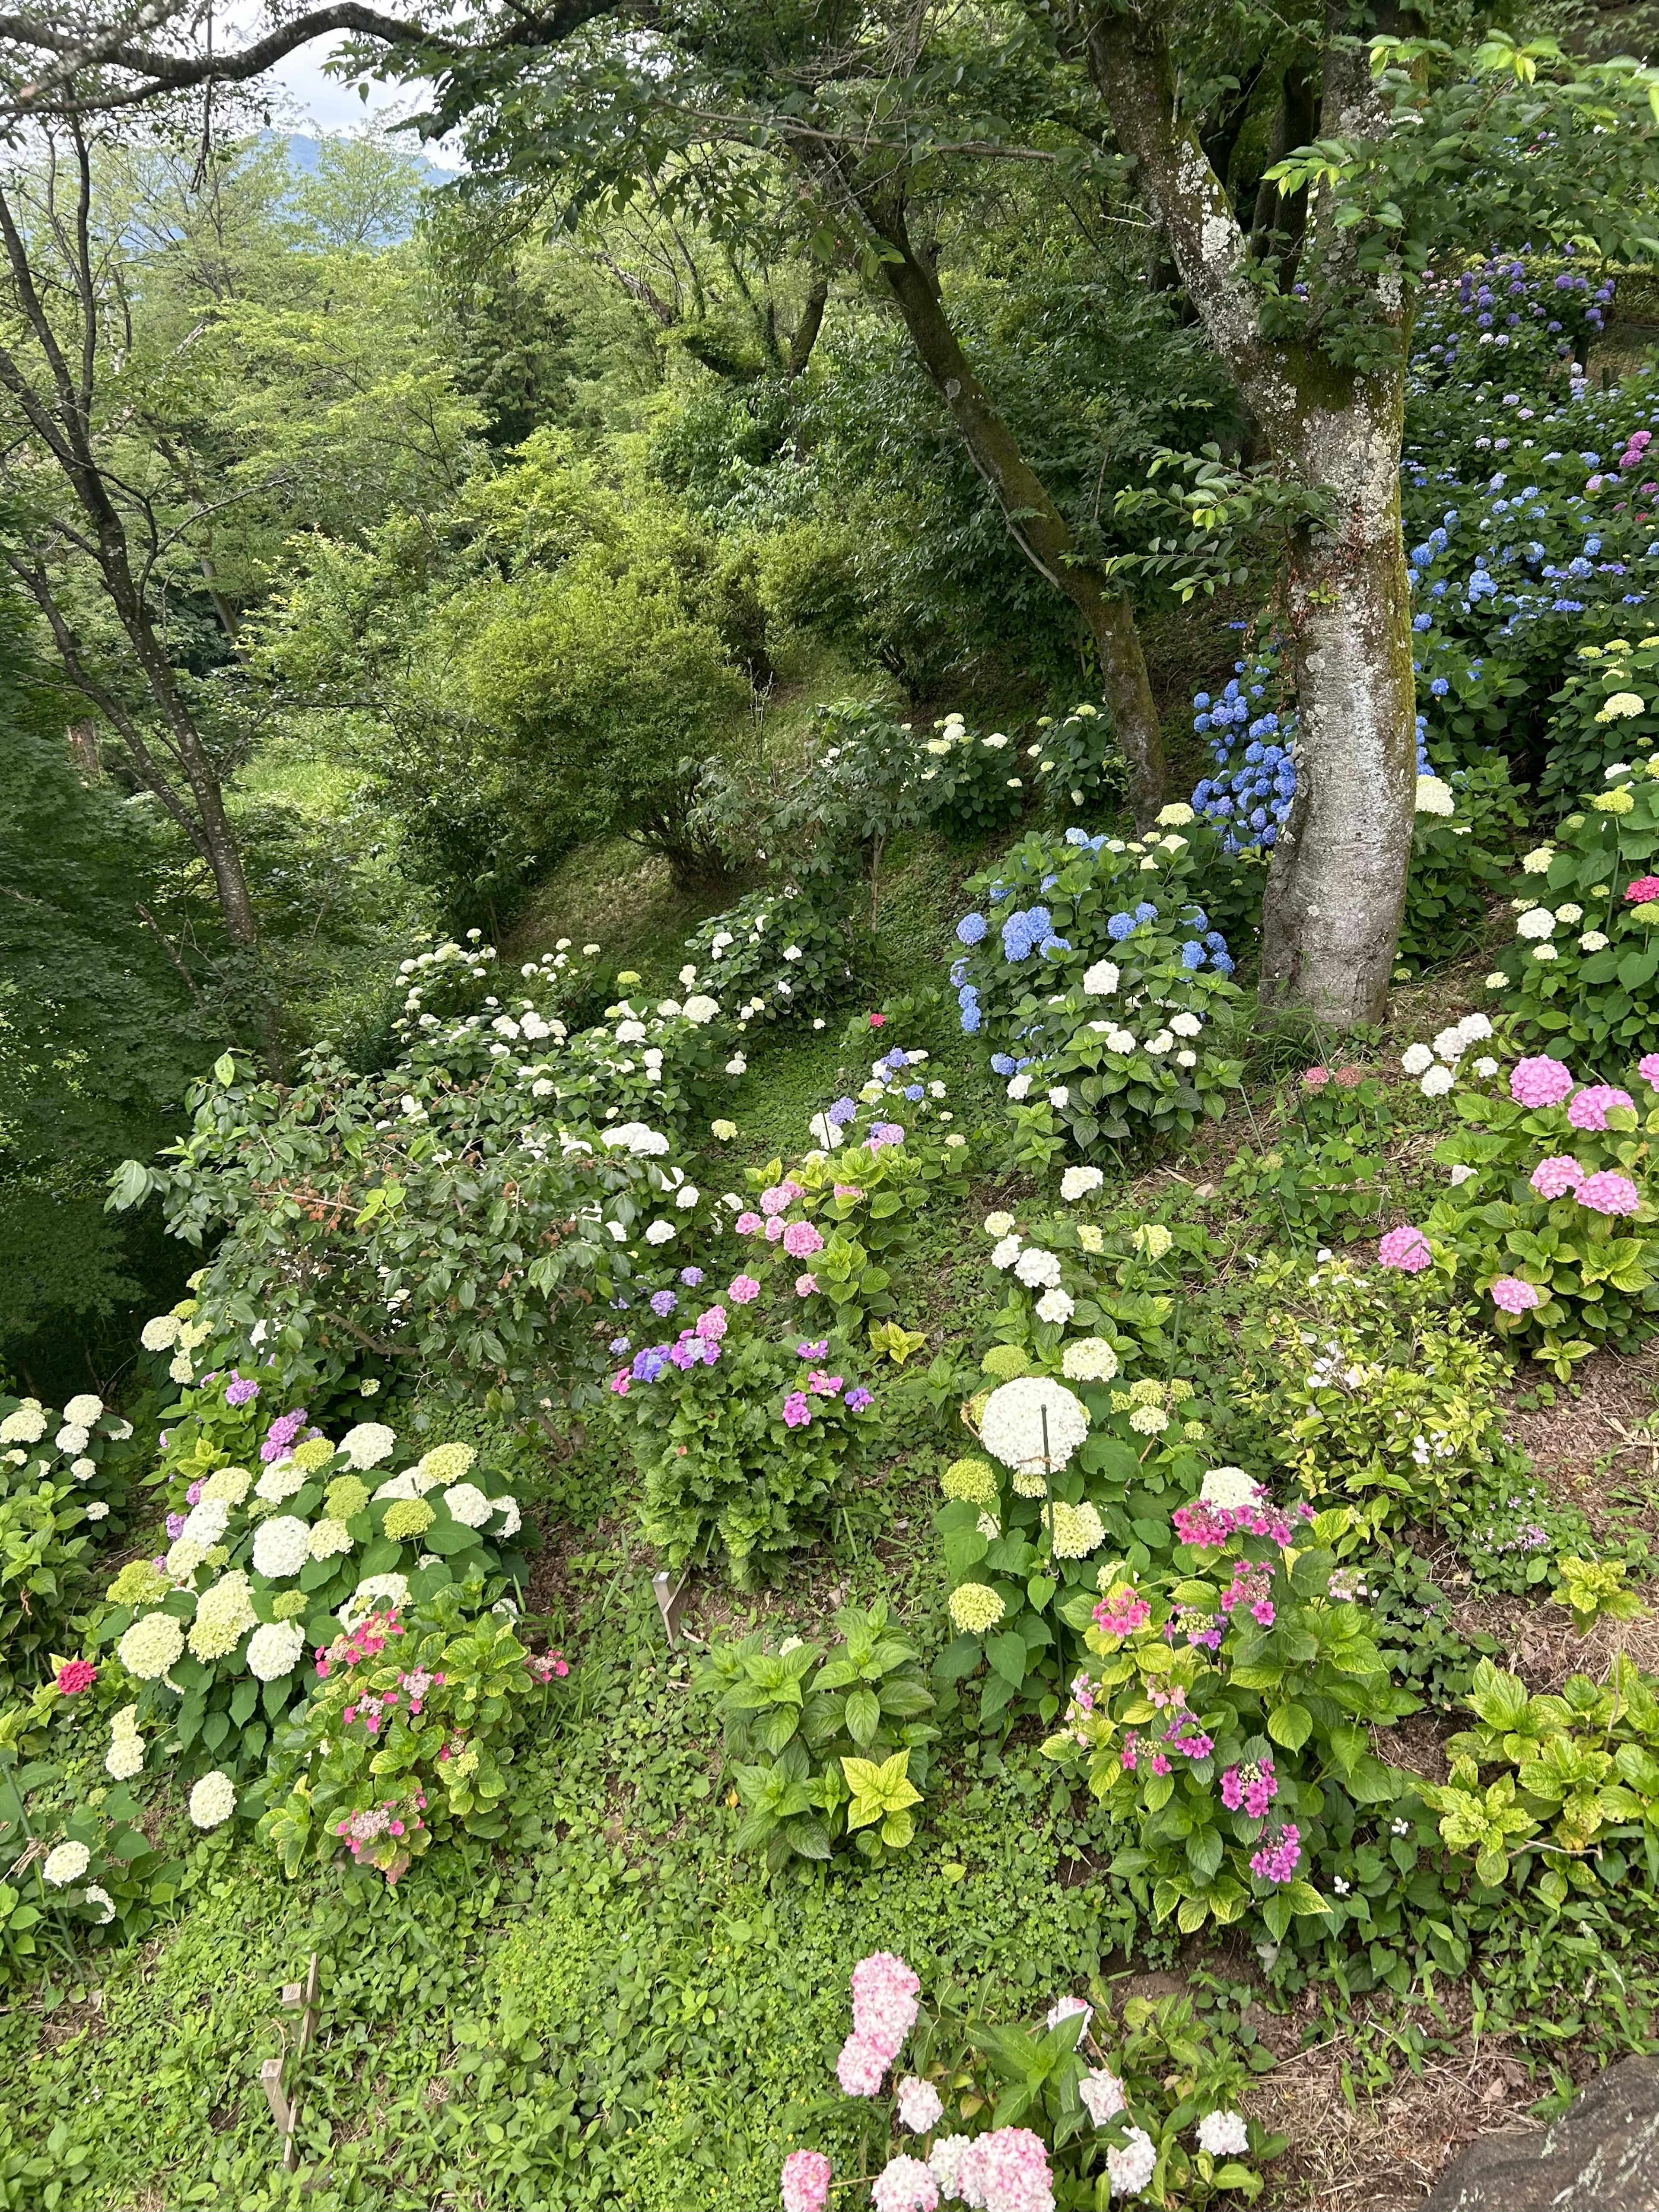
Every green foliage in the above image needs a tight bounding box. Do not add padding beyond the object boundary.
[1490,761,1659,1071]
[1539,633,1659,815]
[692,1601,935,1871]
[1228,1259,1517,1543]
[0,1395,136,1694]
[1397,755,1529,975]
[0,1761,181,1974]
[680,887,860,1027]
[261,1585,559,1880]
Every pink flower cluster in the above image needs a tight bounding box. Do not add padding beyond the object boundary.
[1491,1277,1542,1316]
[1250,1823,1303,1885]
[54,1659,97,1696]
[869,1122,906,1150]
[1302,1065,1329,1090]
[1627,877,1659,905]
[1510,1056,1575,1109]
[956,2126,1055,2212]
[315,1609,401,1680]
[1377,1224,1431,1274]
[1640,1054,1659,1090]
[1120,1729,1171,1776]
[1531,1155,1583,1199]
[783,1392,812,1429]
[780,2148,832,2212]
[760,1180,804,1216]
[837,1951,921,2098]
[1093,1590,1151,1637]
[1567,1084,1634,1131]
[1164,1604,1223,1652]
[1219,1561,1275,1630]
[1163,1719,1214,1759]
[396,1665,445,1715]
[1220,1757,1278,1818]
[1172,1496,1310,1551]
[729,1275,761,1305]
[1579,1170,1641,1216]
[1621,429,1653,472]
[335,1792,426,1869]
[806,1368,843,1397]
[524,1649,569,1684]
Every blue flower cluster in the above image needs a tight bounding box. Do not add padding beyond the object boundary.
[999,904,1070,961]
[1189,657,1295,852]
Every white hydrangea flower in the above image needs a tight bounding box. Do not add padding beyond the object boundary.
[682,995,720,1024]
[983,1212,1015,1236]
[43,1841,90,1886]
[251,1516,311,1580]
[256,1459,308,1505]
[1105,1027,1136,1053]
[0,1404,46,1445]
[1401,1042,1434,1075]
[1580,930,1610,951]
[62,1394,103,1427]
[1415,774,1455,816]
[1082,960,1120,996]
[168,1353,194,1384]
[341,1422,397,1470]
[1533,944,1558,962]
[105,1731,144,1781]
[1007,1072,1032,1101]
[1047,1085,1070,1109]
[1473,1056,1498,1077]
[991,1237,1022,1270]
[181,1497,231,1550]
[118,1611,185,1680]
[188,1771,237,1831]
[1431,1027,1465,1063]
[200,1467,251,1506]
[1035,1287,1075,1324]
[1449,1163,1478,1186]
[495,1497,522,1538]
[1169,1011,1203,1038]
[1557,902,1584,924]
[1455,1013,1494,1045]
[1014,1247,1063,1289]
[70,1458,94,1480]
[1196,2110,1250,2158]
[979,1377,1089,1477]
[1516,907,1555,939]
[85,1885,115,1925]
[1062,1338,1119,1382]
[444,1482,494,1528]
[1060,1166,1105,1202]
[247,1621,306,1681]
[1200,1466,1262,1508]
[140,1314,181,1351]
[307,1519,353,1561]
[1080,2067,1128,2124]
[1421,1065,1455,1098]
[1521,845,1554,874]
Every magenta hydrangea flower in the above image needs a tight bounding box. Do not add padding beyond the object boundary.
[783,1391,811,1428]
[1377,1225,1432,1273]
[1510,1056,1575,1109]
[1579,1171,1642,1216]
[780,2150,832,2212]
[1491,1276,1542,1315]
[735,1211,765,1236]
[1220,1757,1278,1818]
[1568,1084,1634,1131]
[1250,1823,1303,1884]
[728,1275,761,1304]
[782,1220,824,1259]
[1093,1591,1151,1637]
[1531,1155,1584,1199]
[1627,875,1659,904]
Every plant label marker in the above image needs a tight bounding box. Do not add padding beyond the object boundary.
[653,1570,689,1646]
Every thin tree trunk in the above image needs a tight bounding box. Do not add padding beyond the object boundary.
[787,275,830,376]
[865,195,1166,824]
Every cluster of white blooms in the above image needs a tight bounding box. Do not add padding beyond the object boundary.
[341,1422,397,1469]
[105,1706,143,1780]
[188,1771,237,1830]
[979,1378,1090,1486]
[1199,1466,1262,1508]
[43,1841,91,1887]
[1060,1166,1105,1202]
[247,1620,307,1681]
[252,1516,311,1580]
[1061,1338,1119,1383]
[1399,1011,1495,1098]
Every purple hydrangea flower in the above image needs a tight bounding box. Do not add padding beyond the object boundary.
[679,1267,705,1287]
[826,1096,858,1127]
[225,1375,259,1407]
[845,1387,873,1412]
[650,1290,678,1318]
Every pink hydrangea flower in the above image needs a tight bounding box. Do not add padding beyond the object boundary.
[1220,1756,1278,1818]
[795,1273,819,1296]
[1302,1065,1330,1090]
[1510,1056,1575,1108]
[760,1181,804,1215]
[1627,876,1659,904]
[1579,1171,1642,1216]
[958,2127,1054,2212]
[783,1392,811,1428]
[1568,1084,1635,1131]
[695,1305,728,1340]
[806,1370,842,1397]
[1250,1823,1303,1884]
[780,2150,832,2212]
[1093,1592,1150,1637]
[1377,1225,1431,1273]
[609,1370,631,1396]
[896,2075,945,2133]
[1531,1155,1584,1199]
[782,1220,824,1259]
[728,1275,761,1304]
[1491,1276,1542,1315]
[851,1951,920,2056]
[836,2033,890,2097]
[765,1215,787,1243]
[871,2157,939,2212]
[1640,1053,1659,1090]
[735,1211,765,1235]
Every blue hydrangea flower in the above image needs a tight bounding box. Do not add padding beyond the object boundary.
[1107,912,1136,941]
[650,1290,678,1319]
[991,1053,1017,1076]
[827,1096,858,1127]
[1430,677,1449,696]
[904,1083,925,1101]
[1134,902,1157,924]
[1065,827,1090,845]
[1204,931,1227,953]
[950,958,968,987]
[961,1003,982,1033]
[1181,941,1205,969]
[1038,934,1071,957]
[957,912,988,945]
[1213,951,1236,973]
[957,983,979,1009]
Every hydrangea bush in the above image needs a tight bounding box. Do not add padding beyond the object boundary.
[950,825,1243,1158]
[680,887,857,1027]
[261,1585,564,1882]
[0,1392,135,1693]
[0,1788,180,1974]
[96,1408,525,1788]
[780,1949,1283,2210]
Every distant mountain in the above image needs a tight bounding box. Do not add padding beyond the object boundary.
[279,132,460,190]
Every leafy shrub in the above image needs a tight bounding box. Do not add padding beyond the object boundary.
[112,937,734,1411]
[951,822,1243,1158]
[0,1765,180,1972]
[1489,756,1659,1071]
[1423,1058,1659,1372]
[1396,753,1529,975]
[681,887,859,1028]
[783,1948,1283,2209]
[1539,632,1659,814]
[1227,1258,1517,1543]
[1215,1065,1402,1243]
[1422,1657,1659,1906]
[1029,701,1131,821]
[261,1583,564,1881]
[0,1393,135,1693]
[95,1402,526,1786]
[915,707,1031,836]
[692,1600,935,1872]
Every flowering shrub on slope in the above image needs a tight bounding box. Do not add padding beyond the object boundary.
[779,1948,1282,2208]
[680,887,855,1027]
[97,1405,524,1785]
[951,825,1242,1158]
[261,1585,564,1882]
[0,1392,135,1691]
[0,1794,179,1973]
